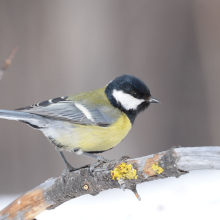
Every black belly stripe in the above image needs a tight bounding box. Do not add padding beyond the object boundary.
[96,123,110,127]
[84,147,114,154]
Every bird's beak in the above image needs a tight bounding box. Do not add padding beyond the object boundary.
[148,97,160,103]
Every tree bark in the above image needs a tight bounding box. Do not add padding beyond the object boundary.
[0,146,219,220]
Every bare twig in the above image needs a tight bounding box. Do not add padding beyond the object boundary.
[0,146,219,220]
[0,46,18,81]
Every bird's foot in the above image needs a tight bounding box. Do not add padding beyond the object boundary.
[61,162,76,183]
[66,162,76,172]
[89,156,115,175]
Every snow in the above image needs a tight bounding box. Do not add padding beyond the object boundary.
[0,170,220,220]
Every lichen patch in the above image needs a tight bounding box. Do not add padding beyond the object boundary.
[152,163,164,174]
[111,163,138,180]
[143,153,164,176]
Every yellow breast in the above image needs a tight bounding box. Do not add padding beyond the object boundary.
[56,113,132,152]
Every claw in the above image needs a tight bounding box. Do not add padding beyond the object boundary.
[89,157,115,176]
[96,156,109,162]
[66,162,75,172]
[81,152,115,175]
[89,166,95,177]
[61,163,76,183]
[89,161,100,176]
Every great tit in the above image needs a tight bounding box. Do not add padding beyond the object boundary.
[0,75,159,172]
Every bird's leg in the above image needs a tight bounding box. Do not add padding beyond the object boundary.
[57,150,76,172]
[57,150,76,183]
[81,152,109,162]
[81,152,113,174]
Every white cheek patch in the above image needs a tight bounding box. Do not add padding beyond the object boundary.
[112,89,145,110]
[75,103,95,122]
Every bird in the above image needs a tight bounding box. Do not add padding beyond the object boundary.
[0,75,159,172]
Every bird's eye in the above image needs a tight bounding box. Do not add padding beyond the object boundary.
[131,91,138,98]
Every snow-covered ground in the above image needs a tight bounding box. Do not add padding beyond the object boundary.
[1,170,220,220]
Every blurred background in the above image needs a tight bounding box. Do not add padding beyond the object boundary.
[0,0,220,219]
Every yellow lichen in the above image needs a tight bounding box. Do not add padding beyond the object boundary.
[111,162,138,180]
[151,163,164,174]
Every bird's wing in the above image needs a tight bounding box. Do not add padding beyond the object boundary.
[16,96,117,127]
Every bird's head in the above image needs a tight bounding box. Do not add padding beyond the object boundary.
[105,75,159,124]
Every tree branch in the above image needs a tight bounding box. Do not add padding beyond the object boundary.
[0,146,219,220]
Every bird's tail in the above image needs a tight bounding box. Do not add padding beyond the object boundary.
[0,109,47,128]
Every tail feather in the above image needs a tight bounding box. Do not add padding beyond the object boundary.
[0,109,47,128]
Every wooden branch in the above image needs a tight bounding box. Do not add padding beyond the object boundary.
[0,146,220,220]
[0,46,18,81]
